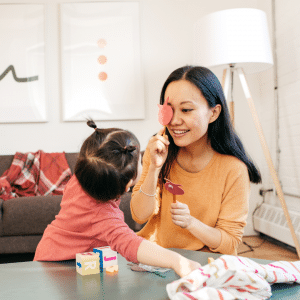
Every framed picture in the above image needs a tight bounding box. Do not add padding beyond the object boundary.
[61,2,145,121]
[0,4,46,123]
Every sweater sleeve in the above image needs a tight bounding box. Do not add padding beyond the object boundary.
[92,204,144,264]
[209,162,250,255]
[130,146,161,224]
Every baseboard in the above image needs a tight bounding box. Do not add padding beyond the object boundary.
[258,232,297,254]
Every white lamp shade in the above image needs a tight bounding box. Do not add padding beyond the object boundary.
[193,8,273,74]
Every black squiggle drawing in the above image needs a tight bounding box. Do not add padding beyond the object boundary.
[0,65,38,82]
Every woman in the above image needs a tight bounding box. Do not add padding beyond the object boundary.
[130,66,261,255]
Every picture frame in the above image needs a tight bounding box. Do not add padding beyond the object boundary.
[0,4,47,123]
[60,2,144,121]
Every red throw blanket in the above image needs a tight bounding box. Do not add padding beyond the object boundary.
[0,150,72,201]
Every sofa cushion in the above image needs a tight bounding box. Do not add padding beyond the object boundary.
[0,155,14,177]
[0,236,42,254]
[0,199,3,236]
[2,195,62,236]
[1,192,144,237]
[65,153,79,174]
[119,192,145,232]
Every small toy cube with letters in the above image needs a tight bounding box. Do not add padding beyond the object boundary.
[93,246,118,272]
[76,252,100,276]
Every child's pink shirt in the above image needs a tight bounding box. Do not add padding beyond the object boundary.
[34,175,144,263]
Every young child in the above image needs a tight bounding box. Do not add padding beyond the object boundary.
[34,120,200,278]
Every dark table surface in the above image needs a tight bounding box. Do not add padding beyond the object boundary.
[0,249,299,299]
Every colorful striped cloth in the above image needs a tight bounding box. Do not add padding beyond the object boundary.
[0,150,72,200]
[166,255,300,300]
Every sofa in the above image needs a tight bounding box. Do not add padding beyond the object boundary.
[0,153,145,254]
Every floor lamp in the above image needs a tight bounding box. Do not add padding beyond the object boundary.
[194,8,300,258]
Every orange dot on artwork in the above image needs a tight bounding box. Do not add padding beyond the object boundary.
[98,72,108,81]
[98,55,107,65]
[97,39,107,48]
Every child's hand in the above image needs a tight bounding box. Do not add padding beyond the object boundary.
[170,201,193,229]
[148,127,170,170]
[174,256,201,278]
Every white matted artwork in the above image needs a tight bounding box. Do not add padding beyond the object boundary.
[0,4,46,123]
[61,2,144,121]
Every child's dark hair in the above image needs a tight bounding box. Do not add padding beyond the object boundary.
[75,120,140,202]
[159,65,262,188]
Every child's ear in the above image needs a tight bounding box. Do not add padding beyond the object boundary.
[125,179,134,192]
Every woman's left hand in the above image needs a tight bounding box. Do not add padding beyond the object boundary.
[170,201,193,229]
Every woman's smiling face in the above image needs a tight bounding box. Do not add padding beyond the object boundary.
[165,79,221,149]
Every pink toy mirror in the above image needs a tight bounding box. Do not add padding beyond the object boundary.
[158,97,173,126]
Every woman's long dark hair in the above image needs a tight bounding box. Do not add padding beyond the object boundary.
[75,120,140,202]
[158,66,261,189]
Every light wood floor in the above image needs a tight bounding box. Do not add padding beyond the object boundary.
[237,235,299,261]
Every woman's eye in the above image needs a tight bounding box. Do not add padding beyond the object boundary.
[182,109,193,113]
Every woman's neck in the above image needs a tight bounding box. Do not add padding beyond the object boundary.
[180,134,212,158]
[177,139,215,173]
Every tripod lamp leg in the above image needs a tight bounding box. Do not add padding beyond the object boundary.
[222,68,234,126]
[237,68,300,259]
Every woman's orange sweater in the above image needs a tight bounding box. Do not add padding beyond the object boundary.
[131,148,250,255]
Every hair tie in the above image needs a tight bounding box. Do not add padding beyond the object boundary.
[121,145,136,154]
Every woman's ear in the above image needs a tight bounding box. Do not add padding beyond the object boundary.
[125,179,134,192]
[209,104,222,123]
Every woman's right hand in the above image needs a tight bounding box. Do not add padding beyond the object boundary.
[148,127,170,170]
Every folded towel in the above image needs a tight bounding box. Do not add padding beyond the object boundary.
[166,255,300,300]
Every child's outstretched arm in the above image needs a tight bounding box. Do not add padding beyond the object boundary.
[137,239,201,278]
[95,199,200,278]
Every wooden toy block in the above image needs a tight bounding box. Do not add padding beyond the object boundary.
[76,252,100,276]
[208,257,215,264]
[93,246,118,272]
[106,265,119,273]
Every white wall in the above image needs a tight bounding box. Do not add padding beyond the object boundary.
[1,0,275,235]
[262,0,300,214]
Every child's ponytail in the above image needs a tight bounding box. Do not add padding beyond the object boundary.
[87,119,97,130]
